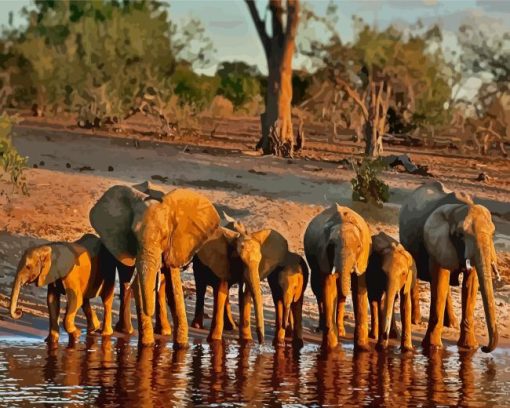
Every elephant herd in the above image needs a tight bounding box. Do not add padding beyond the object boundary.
[8,180,501,353]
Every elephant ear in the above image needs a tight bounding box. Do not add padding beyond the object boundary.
[162,189,220,268]
[424,205,460,270]
[132,181,165,202]
[196,227,239,280]
[89,185,149,267]
[251,229,289,278]
[372,231,396,254]
[356,221,372,274]
[37,244,81,287]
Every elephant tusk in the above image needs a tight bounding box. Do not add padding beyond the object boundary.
[156,269,162,292]
[331,265,336,275]
[465,259,472,271]
[127,268,138,289]
[492,262,502,282]
[353,264,362,276]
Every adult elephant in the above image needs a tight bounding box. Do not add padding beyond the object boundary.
[399,182,499,352]
[89,185,220,347]
[304,204,372,351]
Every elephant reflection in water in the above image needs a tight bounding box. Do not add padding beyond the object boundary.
[270,347,302,405]
[233,345,273,404]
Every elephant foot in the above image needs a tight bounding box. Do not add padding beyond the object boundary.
[101,327,114,337]
[369,330,377,340]
[240,328,253,343]
[155,327,172,336]
[224,320,237,331]
[139,333,155,347]
[401,343,414,353]
[87,327,101,335]
[389,326,400,340]
[337,327,346,338]
[292,337,304,349]
[191,319,204,330]
[68,329,81,346]
[411,313,421,325]
[354,342,371,352]
[207,331,223,343]
[322,330,338,350]
[422,333,443,351]
[45,332,59,344]
[375,340,388,351]
[272,338,285,348]
[444,317,459,330]
[457,333,479,350]
[114,322,134,335]
[172,341,189,350]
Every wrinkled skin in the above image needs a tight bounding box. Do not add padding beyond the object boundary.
[194,221,288,344]
[304,204,372,351]
[366,232,415,351]
[267,252,309,348]
[9,234,121,343]
[400,182,499,353]
[90,185,220,347]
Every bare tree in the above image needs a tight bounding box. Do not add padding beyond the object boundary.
[245,0,300,157]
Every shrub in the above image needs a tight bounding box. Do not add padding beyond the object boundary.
[208,95,234,118]
[0,113,28,195]
[351,157,389,207]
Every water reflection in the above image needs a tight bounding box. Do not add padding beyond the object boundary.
[0,337,509,407]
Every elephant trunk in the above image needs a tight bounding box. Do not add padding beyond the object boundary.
[474,241,498,353]
[381,280,399,346]
[138,250,161,317]
[246,264,264,343]
[10,274,23,320]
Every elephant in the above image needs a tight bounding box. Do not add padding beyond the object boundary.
[365,232,415,351]
[9,234,125,343]
[304,204,372,350]
[89,184,220,347]
[267,251,309,347]
[399,181,500,352]
[193,223,289,343]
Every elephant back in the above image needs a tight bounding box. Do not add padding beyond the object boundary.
[399,182,473,281]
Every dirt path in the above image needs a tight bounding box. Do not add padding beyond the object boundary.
[1,123,509,348]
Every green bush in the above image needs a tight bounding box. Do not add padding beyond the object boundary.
[351,157,389,206]
[0,113,28,195]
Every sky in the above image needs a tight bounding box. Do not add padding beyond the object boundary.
[0,0,509,80]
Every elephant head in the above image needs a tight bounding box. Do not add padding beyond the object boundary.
[10,243,85,319]
[236,229,289,343]
[90,185,220,317]
[424,203,499,352]
[372,232,415,343]
[325,205,371,297]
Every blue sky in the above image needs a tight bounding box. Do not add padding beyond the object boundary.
[1,0,509,77]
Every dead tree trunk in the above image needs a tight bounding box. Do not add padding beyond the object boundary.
[364,81,391,157]
[246,0,299,157]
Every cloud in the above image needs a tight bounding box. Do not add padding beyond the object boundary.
[476,0,510,13]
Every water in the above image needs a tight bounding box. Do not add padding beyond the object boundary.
[0,336,509,407]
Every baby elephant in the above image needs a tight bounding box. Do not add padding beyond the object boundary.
[267,252,309,348]
[366,232,416,351]
[9,234,117,343]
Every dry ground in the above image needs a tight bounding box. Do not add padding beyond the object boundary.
[0,114,509,349]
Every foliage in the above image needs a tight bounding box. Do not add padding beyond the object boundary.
[0,114,28,195]
[351,157,389,207]
[171,63,219,111]
[216,61,262,109]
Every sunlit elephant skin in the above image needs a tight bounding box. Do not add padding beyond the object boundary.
[267,252,309,348]
[89,184,220,347]
[399,182,499,352]
[195,222,288,344]
[304,204,372,351]
[366,232,415,351]
[9,234,119,343]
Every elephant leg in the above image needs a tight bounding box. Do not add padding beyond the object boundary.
[411,283,421,324]
[82,298,101,334]
[315,299,324,333]
[443,287,459,329]
[64,286,83,343]
[292,298,304,348]
[224,295,237,331]
[239,286,253,342]
[208,279,228,342]
[167,267,188,349]
[400,288,413,351]
[46,285,60,343]
[101,282,115,336]
[114,265,134,335]
[457,268,479,349]
[191,277,207,329]
[322,274,338,350]
[389,302,400,339]
[132,275,155,347]
[155,273,172,336]
[352,274,370,351]
[369,299,379,340]
[423,264,450,350]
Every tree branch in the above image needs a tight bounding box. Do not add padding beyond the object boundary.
[245,0,270,55]
[334,77,369,120]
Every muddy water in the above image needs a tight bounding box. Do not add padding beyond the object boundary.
[0,337,509,407]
